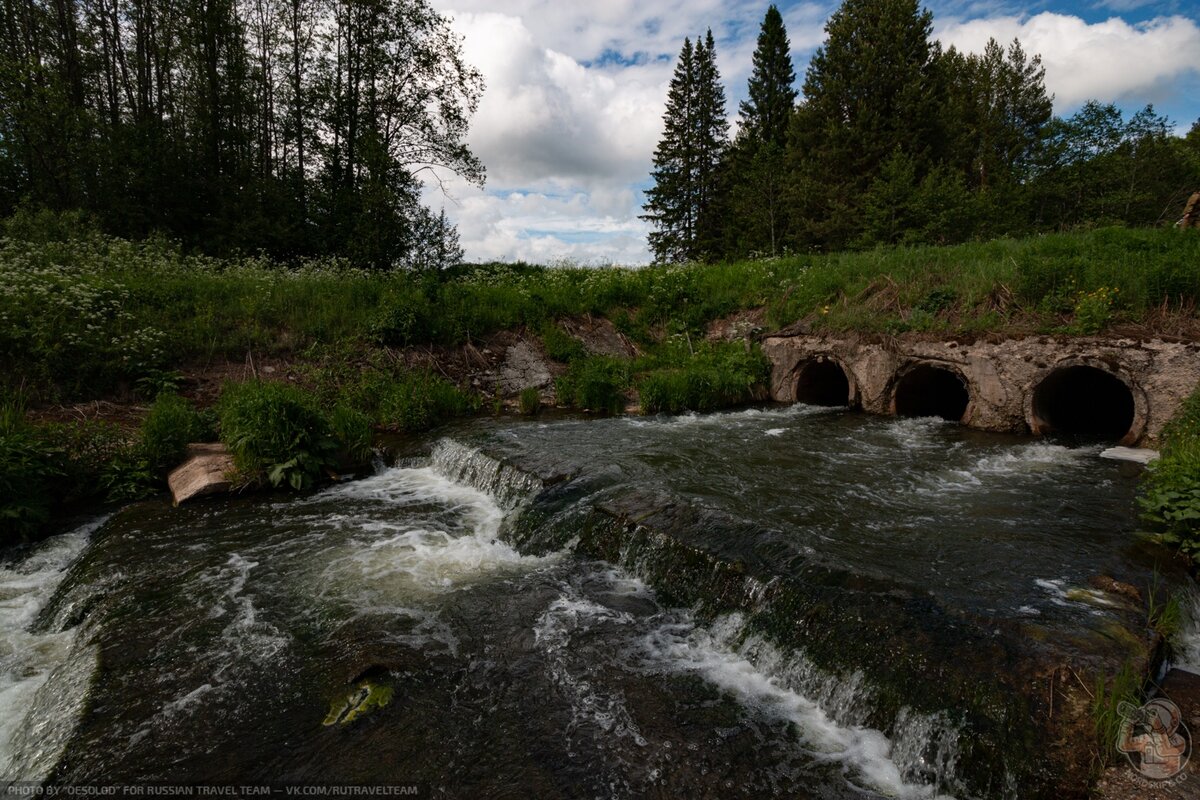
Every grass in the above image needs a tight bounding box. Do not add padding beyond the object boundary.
[3,220,1198,401]
[1091,662,1143,771]
[1139,386,1200,565]
[3,215,1199,542]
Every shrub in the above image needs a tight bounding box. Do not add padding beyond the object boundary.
[330,405,374,464]
[638,344,769,414]
[1139,386,1200,564]
[218,381,338,490]
[1072,286,1117,334]
[377,372,477,432]
[540,323,587,363]
[370,285,434,346]
[140,393,207,474]
[554,357,629,414]
[0,400,60,542]
[518,387,540,415]
[40,418,139,504]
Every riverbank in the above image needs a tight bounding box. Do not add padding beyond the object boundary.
[2,221,1199,550]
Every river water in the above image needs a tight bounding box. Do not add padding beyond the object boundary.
[0,406,1188,798]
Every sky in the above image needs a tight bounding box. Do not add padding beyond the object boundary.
[422,0,1200,265]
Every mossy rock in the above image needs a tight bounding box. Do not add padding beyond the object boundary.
[323,681,394,727]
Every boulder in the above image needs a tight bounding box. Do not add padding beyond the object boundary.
[167,443,236,505]
[495,340,554,394]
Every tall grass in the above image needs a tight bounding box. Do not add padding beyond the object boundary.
[1139,386,1200,565]
[3,221,1198,399]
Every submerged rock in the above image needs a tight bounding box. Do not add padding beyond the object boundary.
[167,443,236,505]
[323,681,395,727]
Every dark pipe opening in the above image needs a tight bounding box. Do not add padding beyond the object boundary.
[1032,366,1134,439]
[795,360,851,406]
[894,364,969,421]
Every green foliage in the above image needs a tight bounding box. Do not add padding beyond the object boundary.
[330,406,375,464]
[371,286,435,346]
[1091,662,1142,770]
[0,400,61,542]
[739,6,797,149]
[377,373,477,432]
[0,0,482,271]
[99,447,159,503]
[790,0,942,251]
[642,31,729,263]
[638,342,769,414]
[1071,287,1117,334]
[540,323,587,363]
[518,387,541,415]
[1146,575,1183,640]
[217,381,338,491]
[1139,386,1200,564]
[140,393,207,475]
[555,358,630,414]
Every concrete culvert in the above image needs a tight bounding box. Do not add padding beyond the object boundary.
[1031,366,1134,440]
[795,359,852,406]
[894,364,970,421]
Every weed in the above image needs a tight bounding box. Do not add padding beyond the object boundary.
[540,323,587,363]
[377,372,477,432]
[1091,662,1142,771]
[518,387,540,415]
[555,357,629,414]
[217,380,338,490]
[140,393,207,475]
[1139,386,1200,564]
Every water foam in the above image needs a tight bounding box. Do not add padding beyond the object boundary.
[0,517,107,783]
[641,613,960,800]
[316,465,546,597]
[534,593,648,747]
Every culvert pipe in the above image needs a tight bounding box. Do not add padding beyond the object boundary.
[893,364,970,422]
[1030,365,1137,441]
[794,358,854,407]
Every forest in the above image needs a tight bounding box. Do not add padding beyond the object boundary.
[0,0,478,268]
[643,2,1200,262]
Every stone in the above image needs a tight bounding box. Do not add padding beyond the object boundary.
[167,443,236,505]
[1100,447,1160,464]
[495,340,554,394]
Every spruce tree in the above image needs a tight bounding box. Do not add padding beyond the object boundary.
[739,5,796,148]
[726,6,797,257]
[786,0,942,250]
[642,38,696,263]
[693,30,731,260]
[642,32,728,263]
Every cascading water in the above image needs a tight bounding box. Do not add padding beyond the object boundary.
[0,516,108,785]
[0,405,1186,798]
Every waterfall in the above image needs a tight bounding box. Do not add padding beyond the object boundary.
[0,516,107,785]
[430,438,543,510]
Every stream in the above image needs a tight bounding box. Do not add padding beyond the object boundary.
[0,406,1191,798]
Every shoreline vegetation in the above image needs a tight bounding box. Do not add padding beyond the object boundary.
[1,215,1199,561]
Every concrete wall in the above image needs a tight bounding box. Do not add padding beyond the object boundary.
[762,334,1200,445]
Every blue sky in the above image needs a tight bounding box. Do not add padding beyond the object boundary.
[423,1,1200,264]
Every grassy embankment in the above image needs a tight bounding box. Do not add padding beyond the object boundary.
[2,215,1199,546]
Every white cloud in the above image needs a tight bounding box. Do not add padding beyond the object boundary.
[425,2,835,264]
[423,4,1200,265]
[937,13,1200,109]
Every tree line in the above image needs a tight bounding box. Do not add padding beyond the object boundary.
[643,0,1200,263]
[0,0,481,268]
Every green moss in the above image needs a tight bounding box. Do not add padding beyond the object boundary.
[323,681,394,726]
